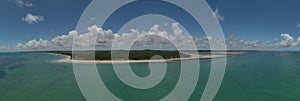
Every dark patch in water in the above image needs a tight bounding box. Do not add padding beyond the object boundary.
[0,58,22,79]
[8,65,20,71]
[0,70,5,79]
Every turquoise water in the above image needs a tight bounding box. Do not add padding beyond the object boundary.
[0,52,299,101]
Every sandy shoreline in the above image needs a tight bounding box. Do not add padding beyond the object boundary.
[50,52,244,64]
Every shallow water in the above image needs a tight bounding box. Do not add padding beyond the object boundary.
[0,52,299,101]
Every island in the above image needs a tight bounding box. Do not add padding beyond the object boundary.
[48,50,190,60]
[30,50,248,64]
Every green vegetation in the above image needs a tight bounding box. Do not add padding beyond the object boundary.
[48,50,190,60]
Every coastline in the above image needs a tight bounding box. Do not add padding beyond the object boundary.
[49,52,243,64]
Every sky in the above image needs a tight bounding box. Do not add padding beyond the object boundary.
[1,0,300,51]
[0,0,91,46]
[207,0,300,41]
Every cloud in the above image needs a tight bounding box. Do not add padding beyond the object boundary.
[0,46,9,52]
[15,22,300,51]
[17,39,49,49]
[15,23,268,51]
[297,23,300,28]
[17,25,116,50]
[224,34,266,49]
[16,23,200,50]
[213,8,224,22]
[22,13,44,24]
[0,46,6,50]
[272,33,300,47]
[10,0,33,8]
[279,33,294,47]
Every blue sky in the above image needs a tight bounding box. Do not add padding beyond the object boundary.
[1,0,300,50]
[0,0,91,46]
[207,0,300,41]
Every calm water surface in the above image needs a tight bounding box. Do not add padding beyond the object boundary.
[0,52,299,101]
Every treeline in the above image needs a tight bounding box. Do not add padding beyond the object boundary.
[48,50,190,60]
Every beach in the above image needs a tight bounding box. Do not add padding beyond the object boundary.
[52,52,244,64]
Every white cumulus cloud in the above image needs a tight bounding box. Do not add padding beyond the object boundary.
[15,23,300,51]
[22,13,44,24]
[272,33,300,47]
[17,39,49,49]
[279,33,295,47]
[16,23,202,50]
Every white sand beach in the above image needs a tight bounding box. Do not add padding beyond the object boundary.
[50,52,245,64]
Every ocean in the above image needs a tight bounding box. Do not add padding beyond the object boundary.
[0,52,299,101]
